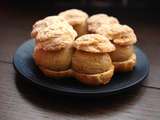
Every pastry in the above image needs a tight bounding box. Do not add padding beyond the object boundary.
[59,9,88,36]
[30,10,138,86]
[72,34,115,85]
[87,13,119,33]
[31,16,77,43]
[96,24,137,72]
[31,16,77,77]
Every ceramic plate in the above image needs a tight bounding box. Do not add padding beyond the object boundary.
[13,39,149,97]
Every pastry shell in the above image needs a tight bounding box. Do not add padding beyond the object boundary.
[39,67,73,78]
[87,14,119,33]
[59,9,88,36]
[72,50,113,74]
[109,45,134,62]
[33,44,73,71]
[73,65,114,86]
[113,53,136,72]
[31,16,77,43]
[96,24,137,46]
[73,34,115,53]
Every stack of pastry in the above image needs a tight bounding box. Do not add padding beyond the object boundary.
[92,23,137,72]
[31,9,137,86]
[72,34,115,85]
[31,16,77,77]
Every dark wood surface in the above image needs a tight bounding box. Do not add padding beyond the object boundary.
[0,6,160,120]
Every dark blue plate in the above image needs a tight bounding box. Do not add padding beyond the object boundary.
[13,39,149,97]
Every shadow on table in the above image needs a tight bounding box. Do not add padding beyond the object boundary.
[15,73,145,117]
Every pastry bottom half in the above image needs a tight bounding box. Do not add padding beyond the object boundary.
[73,65,114,86]
[39,66,72,78]
[113,53,136,72]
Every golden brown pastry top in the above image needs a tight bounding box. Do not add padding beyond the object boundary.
[87,14,119,33]
[34,36,73,51]
[73,34,115,53]
[31,16,78,51]
[31,16,77,42]
[58,9,88,25]
[96,24,137,45]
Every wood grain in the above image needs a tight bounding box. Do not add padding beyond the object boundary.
[0,62,160,120]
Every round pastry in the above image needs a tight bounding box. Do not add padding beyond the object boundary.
[96,24,137,44]
[31,16,77,44]
[87,13,119,33]
[72,34,115,85]
[97,24,137,72]
[59,9,88,36]
[31,16,77,77]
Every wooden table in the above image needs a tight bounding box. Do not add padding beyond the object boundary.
[0,6,160,120]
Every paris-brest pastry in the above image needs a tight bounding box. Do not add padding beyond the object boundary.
[72,34,115,85]
[59,9,88,36]
[31,16,77,77]
[96,24,137,72]
[31,9,138,86]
